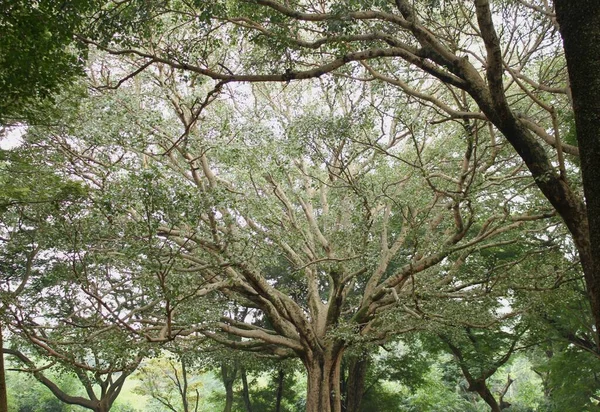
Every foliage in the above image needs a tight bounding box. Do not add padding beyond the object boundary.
[5,370,77,412]
[133,354,202,412]
[0,1,94,123]
[2,1,600,411]
[532,345,600,412]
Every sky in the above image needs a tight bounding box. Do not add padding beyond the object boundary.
[0,125,25,150]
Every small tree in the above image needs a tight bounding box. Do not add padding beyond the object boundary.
[134,352,202,412]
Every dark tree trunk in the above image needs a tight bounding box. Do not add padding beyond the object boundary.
[343,356,369,412]
[275,370,284,412]
[469,380,501,412]
[555,0,600,352]
[0,325,7,412]
[220,363,237,412]
[303,347,344,412]
[181,358,190,412]
[223,384,234,412]
[96,400,110,412]
[240,367,253,412]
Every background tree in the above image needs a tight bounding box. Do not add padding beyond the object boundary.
[133,351,202,412]
[0,145,89,411]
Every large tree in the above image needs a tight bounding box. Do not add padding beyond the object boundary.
[553,0,600,352]
[75,0,600,357]
[25,58,562,411]
[4,1,596,410]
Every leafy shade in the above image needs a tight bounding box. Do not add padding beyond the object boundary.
[0,0,92,123]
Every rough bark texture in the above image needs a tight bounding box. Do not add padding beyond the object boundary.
[304,347,344,412]
[555,0,600,351]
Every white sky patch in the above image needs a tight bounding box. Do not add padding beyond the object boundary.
[0,125,26,150]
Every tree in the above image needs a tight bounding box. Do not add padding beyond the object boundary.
[0,146,89,412]
[340,339,432,412]
[75,0,600,358]
[530,343,600,411]
[134,352,202,412]
[438,327,525,412]
[553,0,600,356]
[25,53,563,411]
[0,141,153,412]
[4,367,82,412]
[4,344,141,412]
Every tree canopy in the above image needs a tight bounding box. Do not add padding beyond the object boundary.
[2,1,600,411]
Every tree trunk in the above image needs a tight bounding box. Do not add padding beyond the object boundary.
[181,358,190,412]
[96,400,111,412]
[555,0,600,352]
[221,363,237,412]
[469,380,501,412]
[240,367,253,412]
[0,324,7,412]
[304,348,344,412]
[223,384,234,412]
[275,370,284,412]
[343,356,368,412]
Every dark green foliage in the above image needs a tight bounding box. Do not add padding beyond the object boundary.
[534,346,600,412]
[359,383,403,412]
[232,369,300,412]
[0,1,94,123]
[0,148,87,211]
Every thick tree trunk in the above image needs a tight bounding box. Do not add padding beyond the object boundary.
[343,356,368,412]
[96,400,110,412]
[468,0,600,355]
[555,0,600,352]
[304,348,344,412]
[0,325,7,412]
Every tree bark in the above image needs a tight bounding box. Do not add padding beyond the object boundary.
[343,356,369,412]
[303,347,344,412]
[220,363,237,412]
[0,325,7,412]
[181,358,190,412]
[555,0,600,352]
[96,399,111,412]
[240,367,253,412]
[469,380,501,412]
[275,370,284,412]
